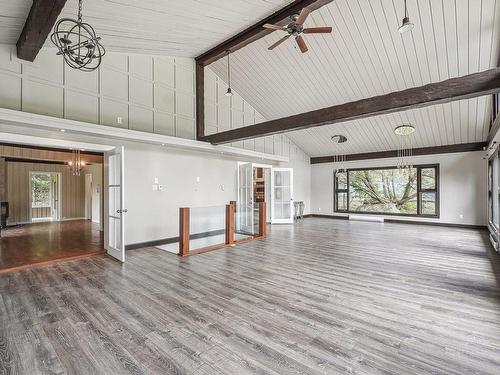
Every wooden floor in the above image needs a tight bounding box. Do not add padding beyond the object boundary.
[1,218,500,374]
[0,220,104,272]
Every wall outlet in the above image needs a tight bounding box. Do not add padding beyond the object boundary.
[220,184,225,191]
[196,176,200,183]
[459,214,464,219]
[158,184,164,191]
[318,207,322,211]
[152,184,158,191]
[117,116,123,124]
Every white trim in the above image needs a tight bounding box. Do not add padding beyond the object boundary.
[0,108,289,162]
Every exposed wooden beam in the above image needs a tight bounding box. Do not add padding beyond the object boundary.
[195,0,332,66]
[16,0,67,61]
[310,142,487,164]
[195,62,205,140]
[200,68,500,144]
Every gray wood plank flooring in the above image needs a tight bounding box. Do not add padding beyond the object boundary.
[1,218,500,374]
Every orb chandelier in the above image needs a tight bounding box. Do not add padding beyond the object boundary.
[50,0,105,72]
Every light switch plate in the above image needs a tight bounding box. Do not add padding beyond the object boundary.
[158,185,164,191]
[154,178,159,184]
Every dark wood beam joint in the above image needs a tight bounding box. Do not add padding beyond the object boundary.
[16,0,67,62]
[310,142,487,164]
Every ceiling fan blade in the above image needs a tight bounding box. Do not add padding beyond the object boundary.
[263,23,286,31]
[303,26,332,34]
[295,35,308,53]
[268,34,291,50]
[295,7,311,25]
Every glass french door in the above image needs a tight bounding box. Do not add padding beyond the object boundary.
[271,168,294,224]
[237,162,255,235]
[105,146,126,262]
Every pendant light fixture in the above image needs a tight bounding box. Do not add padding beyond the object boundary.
[331,135,348,173]
[394,125,415,169]
[50,0,105,72]
[398,0,414,34]
[225,50,233,97]
[68,150,86,176]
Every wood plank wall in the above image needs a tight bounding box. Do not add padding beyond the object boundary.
[0,145,103,164]
[6,162,85,225]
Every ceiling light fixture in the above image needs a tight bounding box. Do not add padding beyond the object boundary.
[331,135,348,173]
[50,0,105,72]
[225,50,233,97]
[398,0,414,34]
[394,125,415,169]
[67,149,86,176]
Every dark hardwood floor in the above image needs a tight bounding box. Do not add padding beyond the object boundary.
[0,220,104,273]
[1,218,499,374]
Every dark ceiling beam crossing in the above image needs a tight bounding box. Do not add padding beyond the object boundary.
[195,0,333,140]
[195,0,333,67]
[200,68,500,144]
[16,0,67,62]
[310,142,487,164]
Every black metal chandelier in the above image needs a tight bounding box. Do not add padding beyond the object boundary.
[50,0,105,72]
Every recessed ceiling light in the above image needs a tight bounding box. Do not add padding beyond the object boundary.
[60,129,65,132]
[161,143,165,146]
[394,124,415,136]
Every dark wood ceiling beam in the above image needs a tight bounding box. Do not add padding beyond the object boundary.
[195,0,332,66]
[310,142,487,164]
[200,68,500,144]
[16,0,67,62]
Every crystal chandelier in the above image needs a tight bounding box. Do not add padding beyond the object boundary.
[68,150,86,176]
[394,125,415,169]
[50,0,105,72]
[331,135,348,173]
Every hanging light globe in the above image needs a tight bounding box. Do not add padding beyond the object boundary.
[50,0,105,72]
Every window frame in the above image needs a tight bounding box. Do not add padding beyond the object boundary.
[333,163,440,218]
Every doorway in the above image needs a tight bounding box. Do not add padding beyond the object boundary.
[29,171,61,223]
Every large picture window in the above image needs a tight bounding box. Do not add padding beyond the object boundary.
[334,164,439,217]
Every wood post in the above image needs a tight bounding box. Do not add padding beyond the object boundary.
[226,203,235,245]
[258,202,266,237]
[179,207,190,256]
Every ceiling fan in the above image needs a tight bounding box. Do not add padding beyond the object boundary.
[263,7,332,53]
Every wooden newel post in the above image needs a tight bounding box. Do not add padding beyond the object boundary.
[258,202,266,237]
[179,207,190,256]
[226,203,235,245]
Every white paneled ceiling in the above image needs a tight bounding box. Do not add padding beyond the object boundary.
[209,0,500,156]
[0,0,295,57]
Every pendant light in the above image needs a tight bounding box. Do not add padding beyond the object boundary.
[394,125,415,169]
[68,150,86,176]
[50,0,105,72]
[398,0,414,34]
[331,135,348,173]
[225,51,233,97]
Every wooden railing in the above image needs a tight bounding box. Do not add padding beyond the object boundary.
[179,201,266,257]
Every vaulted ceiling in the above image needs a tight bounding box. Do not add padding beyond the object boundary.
[0,0,296,57]
[208,0,500,156]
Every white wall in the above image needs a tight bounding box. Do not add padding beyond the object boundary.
[0,45,196,139]
[311,151,487,226]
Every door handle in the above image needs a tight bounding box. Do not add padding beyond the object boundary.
[116,209,128,214]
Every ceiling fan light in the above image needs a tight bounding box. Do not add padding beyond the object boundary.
[398,16,414,33]
[225,87,233,97]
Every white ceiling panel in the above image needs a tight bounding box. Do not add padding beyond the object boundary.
[209,0,500,156]
[0,0,296,57]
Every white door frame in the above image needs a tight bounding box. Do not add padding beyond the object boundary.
[104,146,126,262]
[271,167,294,224]
[28,171,62,223]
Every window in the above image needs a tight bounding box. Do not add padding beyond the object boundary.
[31,173,52,208]
[334,164,439,217]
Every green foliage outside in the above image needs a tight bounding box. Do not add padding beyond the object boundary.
[32,173,51,208]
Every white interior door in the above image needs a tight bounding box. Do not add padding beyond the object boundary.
[271,168,294,224]
[237,162,255,235]
[105,146,126,262]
